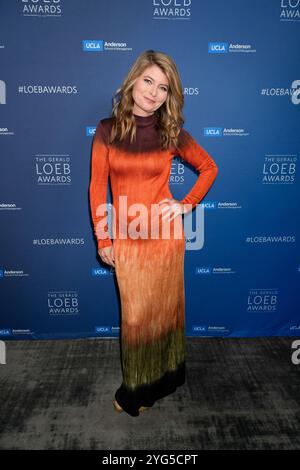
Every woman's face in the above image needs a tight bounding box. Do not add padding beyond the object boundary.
[132,64,169,116]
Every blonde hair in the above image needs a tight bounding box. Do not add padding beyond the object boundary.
[108,49,185,151]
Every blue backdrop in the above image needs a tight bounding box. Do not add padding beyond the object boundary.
[0,0,299,340]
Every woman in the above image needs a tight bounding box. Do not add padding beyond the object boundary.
[89,50,218,417]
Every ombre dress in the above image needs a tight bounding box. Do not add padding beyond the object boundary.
[89,113,218,417]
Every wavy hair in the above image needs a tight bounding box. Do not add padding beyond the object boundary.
[108,49,185,151]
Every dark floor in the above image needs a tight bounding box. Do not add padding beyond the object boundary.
[0,337,300,450]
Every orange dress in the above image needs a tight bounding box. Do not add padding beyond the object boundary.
[89,113,218,416]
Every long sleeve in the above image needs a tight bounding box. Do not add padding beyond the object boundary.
[89,119,112,250]
[177,128,218,212]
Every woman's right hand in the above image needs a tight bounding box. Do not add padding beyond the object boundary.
[98,245,115,267]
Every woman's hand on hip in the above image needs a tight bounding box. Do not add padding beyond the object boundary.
[158,198,187,222]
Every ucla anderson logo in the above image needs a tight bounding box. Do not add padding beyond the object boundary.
[0,329,12,337]
[86,126,96,137]
[95,326,112,335]
[83,40,104,52]
[204,128,223,137]
[208,42,228,53]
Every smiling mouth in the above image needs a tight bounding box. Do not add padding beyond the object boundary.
[145,97,155,104]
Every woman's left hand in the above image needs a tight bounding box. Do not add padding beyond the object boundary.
[158,198,186,222]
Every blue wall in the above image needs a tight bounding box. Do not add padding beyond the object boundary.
[0,0,299,340]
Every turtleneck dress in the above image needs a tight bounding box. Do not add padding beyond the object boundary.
[89,112,218,417]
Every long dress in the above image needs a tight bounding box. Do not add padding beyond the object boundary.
[89,112,218,417]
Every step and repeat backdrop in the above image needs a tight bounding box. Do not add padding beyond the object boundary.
[0,0,299,340]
